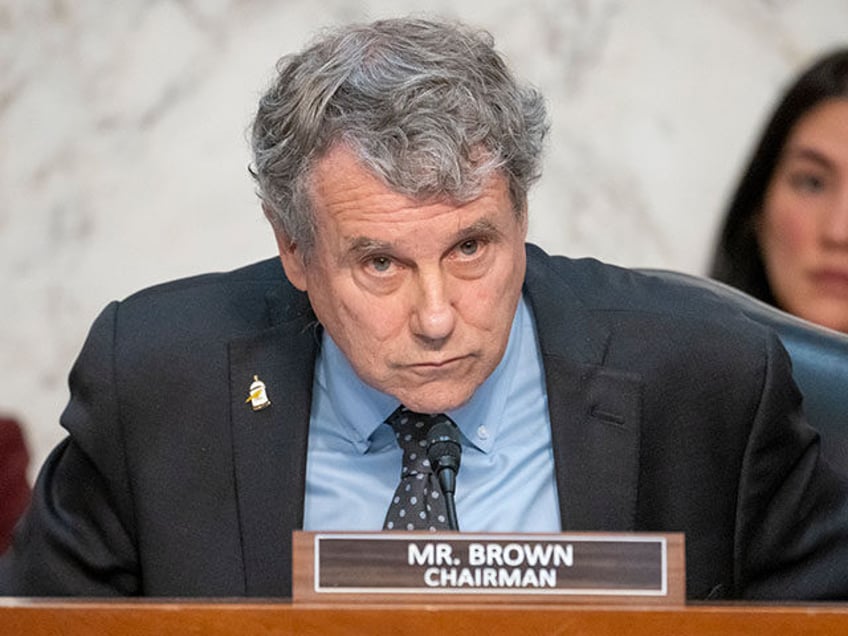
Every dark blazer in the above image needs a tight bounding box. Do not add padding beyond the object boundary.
[2,244,847,600]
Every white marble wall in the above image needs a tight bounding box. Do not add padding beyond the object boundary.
[3,0,848,474]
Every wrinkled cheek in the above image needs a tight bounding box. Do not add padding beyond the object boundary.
[336,301,401,363]
[342,298,401,339]
[470,259,524,310]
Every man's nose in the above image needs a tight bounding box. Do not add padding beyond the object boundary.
[409,269,457,343]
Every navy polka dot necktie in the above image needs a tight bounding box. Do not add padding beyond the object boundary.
[383,406,452,531]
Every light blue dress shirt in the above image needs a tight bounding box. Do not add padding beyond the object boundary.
[303,295,561,532]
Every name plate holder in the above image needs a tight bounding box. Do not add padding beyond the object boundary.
[293,531,685,604]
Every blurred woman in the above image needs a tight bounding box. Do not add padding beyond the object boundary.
[710,48,848,333]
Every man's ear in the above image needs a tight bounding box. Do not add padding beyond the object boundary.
[272,231,308,292]
[264,202,308,291]
[518,199,529,237]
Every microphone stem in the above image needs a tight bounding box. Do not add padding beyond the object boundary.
[444,491,459,531]
[437,467,460,531]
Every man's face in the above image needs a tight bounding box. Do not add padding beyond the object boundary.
[276,145,528,413]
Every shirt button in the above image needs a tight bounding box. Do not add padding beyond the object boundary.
[477,425,489,440]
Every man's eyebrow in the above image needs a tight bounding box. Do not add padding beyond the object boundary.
[346,236,393,257]
[456,218,502,240]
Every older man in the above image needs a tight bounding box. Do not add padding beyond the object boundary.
[2,17,847,600]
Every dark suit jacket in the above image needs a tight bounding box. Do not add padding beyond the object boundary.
[2,244,848,599]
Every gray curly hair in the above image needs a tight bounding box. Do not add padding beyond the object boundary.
[250,17,549,253]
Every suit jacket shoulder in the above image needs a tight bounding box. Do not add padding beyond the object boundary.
[0,257,317,597]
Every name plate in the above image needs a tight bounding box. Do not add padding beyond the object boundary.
[293,532,685,604]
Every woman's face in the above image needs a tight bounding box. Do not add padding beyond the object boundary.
[759,98,848,333]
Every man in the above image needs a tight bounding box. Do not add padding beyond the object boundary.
[1,17,847,600]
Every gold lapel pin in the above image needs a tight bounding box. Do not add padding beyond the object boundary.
[245,375,271,411]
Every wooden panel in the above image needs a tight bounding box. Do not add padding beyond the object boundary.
[2,600,848,636]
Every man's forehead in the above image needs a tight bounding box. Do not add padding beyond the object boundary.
[343,217,503,254]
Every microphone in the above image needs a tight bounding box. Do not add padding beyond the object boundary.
[426,419,462,531]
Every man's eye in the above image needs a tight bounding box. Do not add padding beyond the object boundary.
[458,239,479,256]
[369,256,393,272]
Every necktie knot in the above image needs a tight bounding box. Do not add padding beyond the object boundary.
[383,406,454,531]
[387,407,451,477]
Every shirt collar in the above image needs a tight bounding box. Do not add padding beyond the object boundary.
[318,295,530,454]
[317,334,398,453]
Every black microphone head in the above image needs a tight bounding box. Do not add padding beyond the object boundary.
[426,419,462,475]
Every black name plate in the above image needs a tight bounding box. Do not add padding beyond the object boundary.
[293,532,685,604]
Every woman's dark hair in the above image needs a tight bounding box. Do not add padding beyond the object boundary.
[710,48,848,304]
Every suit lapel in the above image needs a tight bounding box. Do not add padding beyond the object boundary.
[524,247,642,531]
[543,356,642,530]
[228,284,317,596]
